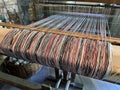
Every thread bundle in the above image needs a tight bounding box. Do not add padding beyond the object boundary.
[0,14,112,79]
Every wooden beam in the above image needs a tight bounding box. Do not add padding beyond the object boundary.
[0,23,120,45]
[0,71,42,90]
[0,71,57,90]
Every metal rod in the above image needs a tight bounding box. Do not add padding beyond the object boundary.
[55,77,62,88]
[65,80,71,90]
[38,1,120,8]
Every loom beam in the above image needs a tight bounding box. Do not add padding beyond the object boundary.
[0,28,120,83]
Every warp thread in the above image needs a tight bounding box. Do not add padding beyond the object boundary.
[0,15,112,79]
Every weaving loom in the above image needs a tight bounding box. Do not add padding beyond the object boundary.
[0,0,120,90]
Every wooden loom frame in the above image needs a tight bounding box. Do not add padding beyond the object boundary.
[0,22,120,90]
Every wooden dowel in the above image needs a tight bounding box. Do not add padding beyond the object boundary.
[0,23,120,45]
